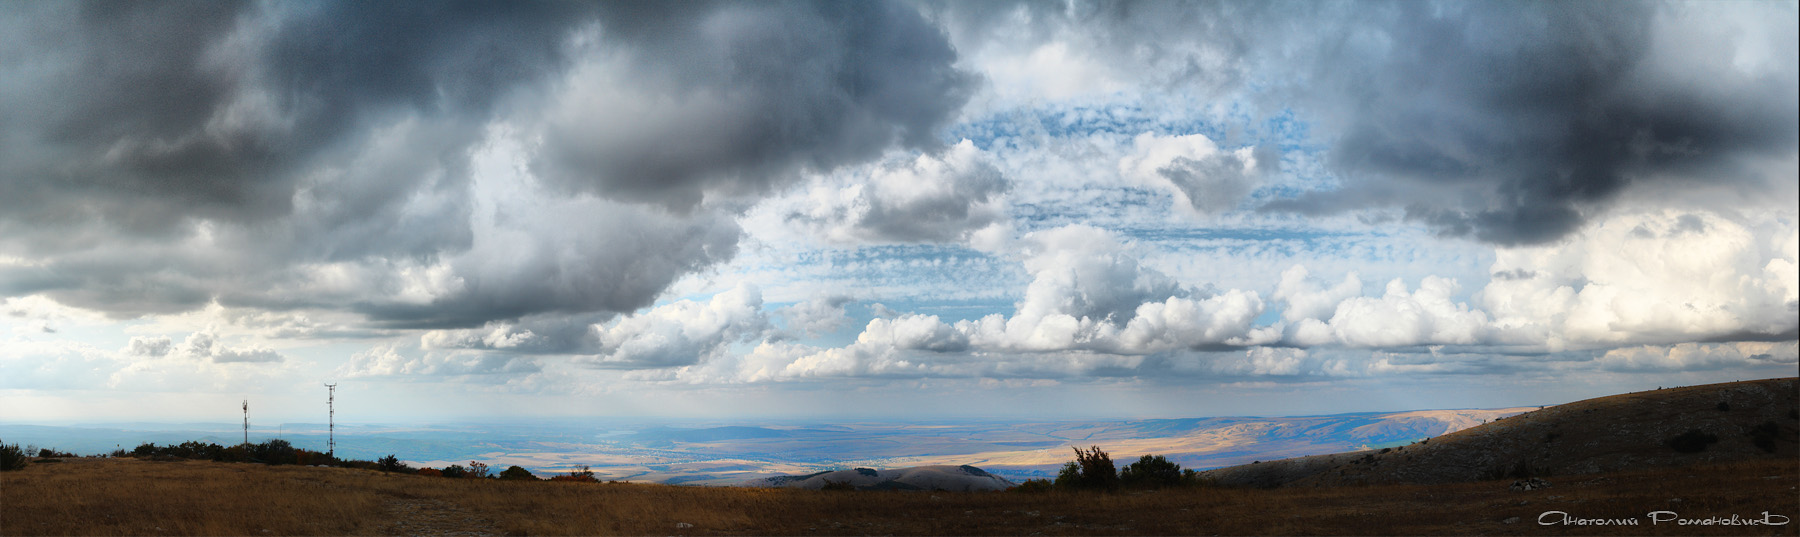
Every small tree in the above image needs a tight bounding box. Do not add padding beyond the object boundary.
[1053,445,1119,491]
[466,461,491,479]
[498,465,537,480]
[378,454,408,473]
[550,465,599,483]
[1120,454,1184,489]
[1,441,28,471]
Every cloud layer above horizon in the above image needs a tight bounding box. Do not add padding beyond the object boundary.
[3,1,1795,420]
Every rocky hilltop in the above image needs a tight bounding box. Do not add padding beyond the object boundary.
[1198,377,1799,488]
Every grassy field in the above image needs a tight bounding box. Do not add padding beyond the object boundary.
[3,456,1794,536]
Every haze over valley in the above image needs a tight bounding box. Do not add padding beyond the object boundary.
[4,405,1532,484]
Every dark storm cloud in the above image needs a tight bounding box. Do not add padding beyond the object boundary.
[1261,2,1798,245]
[0,0,593,321]
[0,1,589,237]
[532,1,976,210]
[355,206,743,329]
[928,1,1796,245]
[0,1,978,326]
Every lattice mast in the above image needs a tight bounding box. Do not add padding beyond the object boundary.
[324,383,337,457]
[241,400,249,445]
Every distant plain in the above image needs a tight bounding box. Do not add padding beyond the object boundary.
[1,406,1532,485]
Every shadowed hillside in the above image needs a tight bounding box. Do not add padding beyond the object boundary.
[1200,377,1800,488]
[741,465,1016,491]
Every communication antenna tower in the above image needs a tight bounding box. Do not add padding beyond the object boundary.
[324,383,337,456]
[241,400,249,445]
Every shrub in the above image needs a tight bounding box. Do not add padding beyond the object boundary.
[498,465,537,480]
[1666,429,1719,453]
[1747,421,1783,453]
[819,480,857,491]
[1053,446,1119,491]
[250,439,297,465]
[1180,469,1216,488]
[378,455,409,473]
[1716,401,1732,412]
[1009,479,1054,493]
[549,465,599,483]
[218,444,250,463]
[1483,459,1536,480]
[37,448,76,458]
[418,468,443,477]
[466,461,490,479]
[1119,454,1184,489]
[1,441,29,471]
[441,464,468,478]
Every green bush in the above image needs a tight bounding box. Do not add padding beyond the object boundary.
[1747,421,1783,453]
[1180,468,1216,488]
[1119,454,1184,489]
[1,440,29,471]
[249,439,297,465]
[1666,429,1718,453]
[498,465,537,480]
[440,464,468,478]
[819,480,857,491]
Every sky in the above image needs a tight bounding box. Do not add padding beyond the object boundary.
[2,1,1796,425]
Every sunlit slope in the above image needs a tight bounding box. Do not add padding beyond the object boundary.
[890,407,1536,476]
[1199,377,1800,488]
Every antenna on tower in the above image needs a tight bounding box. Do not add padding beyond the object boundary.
[324,383,337,457]
[242,399,249,446]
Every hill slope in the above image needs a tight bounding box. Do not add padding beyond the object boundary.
[1199,377,1800,488]
[6,456,1793,535]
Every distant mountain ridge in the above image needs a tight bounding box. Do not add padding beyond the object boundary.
[1198,377,1800,488]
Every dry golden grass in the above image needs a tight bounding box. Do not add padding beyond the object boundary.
[0,458,387,536]
[1204,377,1800,489]
[3,456,1794,536]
